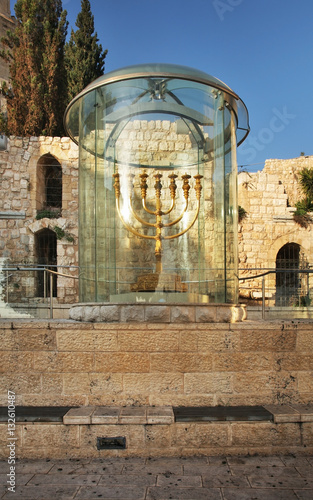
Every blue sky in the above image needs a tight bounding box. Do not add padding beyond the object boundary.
[11,0,313,171]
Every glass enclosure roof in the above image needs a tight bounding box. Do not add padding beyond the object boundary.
[64,63,250,145]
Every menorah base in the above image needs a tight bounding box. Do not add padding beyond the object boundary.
[130,273,188,293]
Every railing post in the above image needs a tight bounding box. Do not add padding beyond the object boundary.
[50,272,53,319]
[262,276,265,320]
[44,268,47,299]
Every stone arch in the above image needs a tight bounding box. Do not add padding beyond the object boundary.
[36,153,62,214]
[267,233,310,269]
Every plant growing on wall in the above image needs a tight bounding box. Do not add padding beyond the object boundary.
[294,167,313,227]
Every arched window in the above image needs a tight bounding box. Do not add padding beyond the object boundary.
[35,229,57,297]
[37,154,62,213]
[276,243,300,306]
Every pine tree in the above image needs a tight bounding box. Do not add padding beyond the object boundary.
[65,0,107,102]
[0,0,68,136]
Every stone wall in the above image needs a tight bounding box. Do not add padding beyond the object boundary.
[0,136,79,305]
[1,319,312,408]
[238,156,313,301]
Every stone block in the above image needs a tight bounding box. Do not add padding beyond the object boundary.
[197,330,240,352]
[195,306,216,323]
[290,404,313,422]
[22,424,80,450]
[297,331,313,351]
[17,329,57,350]
[171,423,229,448]
[56,330,118,351]
[99,305,120,322]
[145,424,172,448]
[298,372,313,393]
[63,406,95,424]
[264,404,300,423]
[213,353,273,372]
[179,331,198,352]
[231,422,301,446]
[184,373,232,394]
[144,306,170,323]
[119,407,147,424]
[0,330,17,350]
[41,373,63,394]
[240,330,297,352]
[118,330,179,352]
[170,306,195,323]
[120,306,145,323]
[33,352,94,372]
[0,352,33,373]
[150,353,212,372]
[146,406,174,424]
[0,373,41,395]
[91,406,120,424]
[94,353,150,373]
[123,373,184,395]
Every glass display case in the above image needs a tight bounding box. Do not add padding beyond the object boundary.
[64,63,249,304]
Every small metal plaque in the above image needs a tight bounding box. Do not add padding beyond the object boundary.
[97,436,126,450]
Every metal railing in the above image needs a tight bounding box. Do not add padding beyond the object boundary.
[1,264,313,320]
[239,268,313,319]
[0,265,79,319]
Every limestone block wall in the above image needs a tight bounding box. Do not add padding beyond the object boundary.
[238,155,313,300]
[1,319,312,408]
[0,136,79,304]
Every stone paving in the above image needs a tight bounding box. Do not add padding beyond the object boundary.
[0,455,313,499]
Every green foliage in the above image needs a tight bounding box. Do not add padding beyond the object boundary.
[36,209,61,220]
[65,0,107,102]
[293,168,313,227]
[1,0,68,136]
[53,225,74,242]
[298,167,313,200]
[238,205,248,222]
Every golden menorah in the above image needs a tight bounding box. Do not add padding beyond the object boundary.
[113,170,203,292]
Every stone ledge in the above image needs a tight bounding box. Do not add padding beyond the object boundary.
[69,303,247,323]
[63,406,175,425]
[62,404,313,425]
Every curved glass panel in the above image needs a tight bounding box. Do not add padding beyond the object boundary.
[65,65,249,304]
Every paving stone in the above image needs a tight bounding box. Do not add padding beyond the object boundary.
[49,463,124,475]
[2,484,79,499]
[0,460,54,474]
[98,474,157,487]
[280,456,311,466]
[183,463,231,476]
[146,486,222,499]
[221,489,298,500]
[248,474,313,489]
[0,473,34,485]
[28,473,101,485]
[75,485,147,499]
[229,465,301,476]
[202,474,250,488]
[156,474,202,487]
[294,491,313,500]
[122,463,183,475]
[227,456,285,466]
